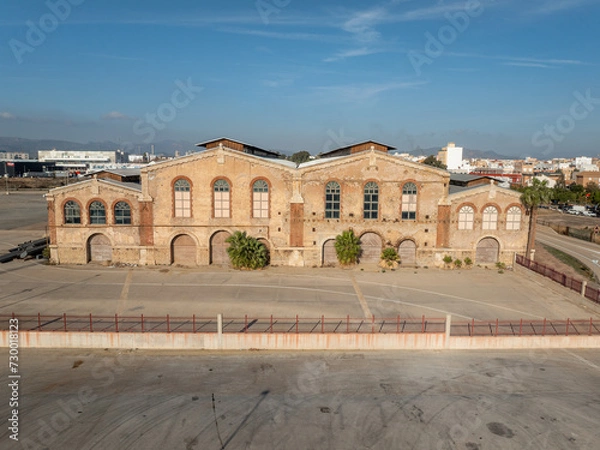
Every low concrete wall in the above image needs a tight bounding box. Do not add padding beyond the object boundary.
[2,331,600,350]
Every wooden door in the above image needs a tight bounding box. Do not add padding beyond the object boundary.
[172,234,196,265]
[359,232,382,264]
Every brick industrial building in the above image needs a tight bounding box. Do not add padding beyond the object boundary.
[47,138,528,267]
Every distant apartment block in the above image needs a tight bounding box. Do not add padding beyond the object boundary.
[0,151,29,160]
[437,142,463,171]
[38,150,117,170]
[575,171,600,187]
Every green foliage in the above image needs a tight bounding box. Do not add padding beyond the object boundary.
[381,247,399,265]
[422,155,447,170]
[464,257,473,266]
[288,151,312,164]
[334,230,361,265]
[42,246,50,259]
[495,261,506,270]
[225,231,268,270]
[453,258,462,268]
[443,255,453,264]
[520,178,552,211]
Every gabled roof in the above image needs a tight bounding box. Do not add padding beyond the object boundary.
[320,140,396,158]
[47,177,142,195]
[195,137,282,158]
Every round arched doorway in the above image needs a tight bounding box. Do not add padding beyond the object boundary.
[88,234,112,263]
[359,232,382,264]
[171,234,197,266]
[475,237,500,264]
[398,240,417,266]
[322,239,337,267]
[210,231,231,265]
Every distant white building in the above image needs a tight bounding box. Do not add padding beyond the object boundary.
[437,142,463,171]
[0,152,29,160]
[575,156,597,171]
[38,150,117,170]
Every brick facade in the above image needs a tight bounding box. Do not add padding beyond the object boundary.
[47,144,528,267]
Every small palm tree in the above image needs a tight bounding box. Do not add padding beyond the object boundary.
[334,230,361,266]
[226,231,268,270]
[520,178,551,258]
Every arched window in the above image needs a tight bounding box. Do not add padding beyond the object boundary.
[325,181,340,219]
[401,183,417,220]
[252,180,269,218]
[458,206,474,230]
[174,179,191,218]
[506,206,522,230]
[214,179,230,218]
[363,182,379,219]
[482,206,498,230]
[89,201,106,225]
[64,201,81,224]
[114,201,131,225]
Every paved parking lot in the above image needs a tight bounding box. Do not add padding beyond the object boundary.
[1,349,599,449]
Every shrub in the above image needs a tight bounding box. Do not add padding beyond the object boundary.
[226,231,268,270]
[42,246,50,259]
[495,261,506,270]
[381,247,400,267]
[464,257,473,266]
[335,230,361,265]
[453,258,462,269]
[443,255,453,265]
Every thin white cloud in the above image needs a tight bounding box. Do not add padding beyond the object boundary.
[313,81,427,102]
[0,112,16,120]
[446,51,589,67]
[503,62,554,68]
[218,27,344,43]
[324,47,385,62]
[527,0,596,15]
[102,111,134,121]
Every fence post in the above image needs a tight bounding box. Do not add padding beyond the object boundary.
[245,314,248,333]
[346,315,349,334]
[542,318,546,337]
[519,319,523,337]
[217,314,223,350]
[167,314,170,333]
[566,318,570,336]
[495,319,499,337]
[37,312,41,330]
[141,314,145,333]
[397,315,400,334]
[422,315,426,333]
[89,313,93,332]
[372,315,375,334]
[445,315,451,348]
[321,315,324,334]
[589,317,593,336]
[192,314,196,333]
[270,315,274,333]
[63,313,67,332]
[470,318,475,337]
[296,315,298,334]
[581,281,587,297]
[115,313,119,333]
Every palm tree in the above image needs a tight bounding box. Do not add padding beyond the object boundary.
[334,230,361,266]
[520,178,551,259]
[225,231,268,270]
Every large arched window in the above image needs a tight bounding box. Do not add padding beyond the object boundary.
[506,206,522,230]
[482,206,498,230]
[325,181,341,219]
[363,182,379,219]
[401,182,417,220]
[64,201,81,224]
[114,201,131,225]
[89,201,106,224]
[458,206,474,230]
[174,179,191,218]
[214,179,230,218]
[252,180,269,218]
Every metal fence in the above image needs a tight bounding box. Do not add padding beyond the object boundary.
[0,313,445,335]
[451,318,599,337]
[515,254,596,301]
[1,313,598,337]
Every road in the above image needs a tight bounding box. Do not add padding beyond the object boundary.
[536,225,600,282]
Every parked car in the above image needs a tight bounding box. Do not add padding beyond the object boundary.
[582,210,597,217]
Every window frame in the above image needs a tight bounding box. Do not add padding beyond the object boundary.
[458,205,475,230]
[401,182,418,220]
[252,179,270,219]
[482,205,499,230]
[89,200,107,225]
[114,201,132,225]
[325,181,341,219]
[173,178,192,218]
[63,200,81,225]
[213,179,231,218]
[506,206,522,231]
[363,181,379,220]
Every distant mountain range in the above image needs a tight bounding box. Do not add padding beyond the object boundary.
[0,136,514,160]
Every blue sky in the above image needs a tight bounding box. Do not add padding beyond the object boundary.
[1,0,600,157]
